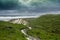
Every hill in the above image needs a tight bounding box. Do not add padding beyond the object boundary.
[0,21,27,40]
[27,14,60,40]
[0,14,60,40]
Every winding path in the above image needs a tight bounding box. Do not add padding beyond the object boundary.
[21,27,40,40]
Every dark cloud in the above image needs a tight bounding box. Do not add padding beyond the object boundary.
[0,0,18,10]
[0,0,60,13]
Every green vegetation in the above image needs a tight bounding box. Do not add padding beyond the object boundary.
[0,14,60,40]
[27,14,60,40]
[0,21,27,40]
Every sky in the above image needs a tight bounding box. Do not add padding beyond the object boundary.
[0,0,60,16]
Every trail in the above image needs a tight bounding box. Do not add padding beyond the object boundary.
[21,26,40,40]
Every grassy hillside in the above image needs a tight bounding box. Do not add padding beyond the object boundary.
[27,14,60,40]
[0,21,27,40]
[0,14,60,40]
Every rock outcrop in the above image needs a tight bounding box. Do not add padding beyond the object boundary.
[9,19,28,25]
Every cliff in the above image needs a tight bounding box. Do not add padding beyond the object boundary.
[9,19,28,26]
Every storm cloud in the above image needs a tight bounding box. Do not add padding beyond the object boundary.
[0,0,60,15]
